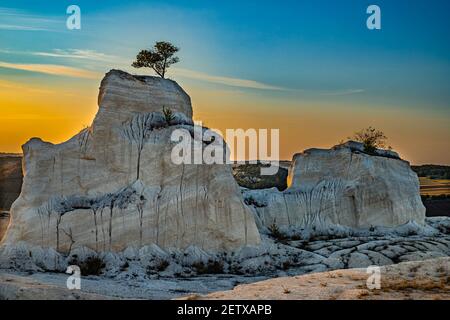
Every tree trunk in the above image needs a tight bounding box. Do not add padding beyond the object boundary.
[162,58,167,78]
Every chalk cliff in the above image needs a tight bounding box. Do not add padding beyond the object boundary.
[1,70,260,252]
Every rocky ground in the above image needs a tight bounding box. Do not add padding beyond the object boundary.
[1,257,448,300]
[0,271,268,300]
[0,217,448,300]
[187,257,449,300]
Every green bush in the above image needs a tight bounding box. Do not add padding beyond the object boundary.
[163,106,174,125]
[268,223,286,241]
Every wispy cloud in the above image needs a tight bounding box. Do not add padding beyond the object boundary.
[0,45,364,95]
[319,89,365,96]
[32,49,119,62]
[0,24,49,31]
[1,45,287,90]
[0,61,101,79]
[0,7,61,32]
[172,67,288,91]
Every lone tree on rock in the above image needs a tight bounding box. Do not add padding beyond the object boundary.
[349,126,389,154]
[132,41,179,78]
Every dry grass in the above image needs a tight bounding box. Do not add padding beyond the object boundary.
[282,287,291,294]
[380,276,449,292]
[357,290,370,298]
[328,273,337,278]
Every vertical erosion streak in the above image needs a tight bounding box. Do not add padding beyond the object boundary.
[136,149,141,180]
[46,213,51,247]
[179,163,186,242]
[109,203,114,250]
[37,210,44,245]
[138,204,143,247]
[282,193,291,225]
[240,203,248,245]
[92,209,98,251]
[194,166,199,244]
[351,195,358,228]
[56,214,62,252]
[163,200,170,248]
[155,197,160,246]
[100,209,106,251]
[155,154,165,246]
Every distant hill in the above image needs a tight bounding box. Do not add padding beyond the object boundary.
[0,153,22,157]
[0,154,22,211]
[232,162,288,191]
[412,165,450,179]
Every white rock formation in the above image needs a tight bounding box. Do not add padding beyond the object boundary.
[244,141,426,229]
[1,70,260,253]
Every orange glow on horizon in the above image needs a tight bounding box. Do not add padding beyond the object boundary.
[1,81,449,165]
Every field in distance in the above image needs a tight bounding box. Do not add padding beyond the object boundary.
[419,177,450,196]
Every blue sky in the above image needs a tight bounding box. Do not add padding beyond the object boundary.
[1,0,449,163]
[1,0,449,107]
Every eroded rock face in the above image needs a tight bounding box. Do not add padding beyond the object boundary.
[244,141,425,229]
[1,70,260,252]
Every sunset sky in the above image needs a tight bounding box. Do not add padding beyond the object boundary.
[1,0,449,164]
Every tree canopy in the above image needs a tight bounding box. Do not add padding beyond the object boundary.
[350,126,389,153]
[132,41,179,78]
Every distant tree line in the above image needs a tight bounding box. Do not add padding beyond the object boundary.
[412,165,450,180]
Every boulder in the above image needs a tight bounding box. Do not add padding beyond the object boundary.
[1,70,260,253]
[244,141,425,229]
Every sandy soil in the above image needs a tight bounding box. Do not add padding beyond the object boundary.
[184,257,450,300]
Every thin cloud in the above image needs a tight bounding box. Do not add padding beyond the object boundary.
[0,7,61,32]
[0,46,363,94]
[0,24,49,31]
[1,47,287,90]
[172,67,288,91]
[0,61,101,79]
[320,89,365,96]
[33,49,119,62]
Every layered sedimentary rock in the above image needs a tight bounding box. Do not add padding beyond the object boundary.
[1,70,260,252]
[243,141,426,229]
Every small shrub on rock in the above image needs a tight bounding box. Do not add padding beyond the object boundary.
[156,260,170,272]
[268,223,286,241]
[69,256,105,276]
[163,106,174,125]
[193,260,224,275]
